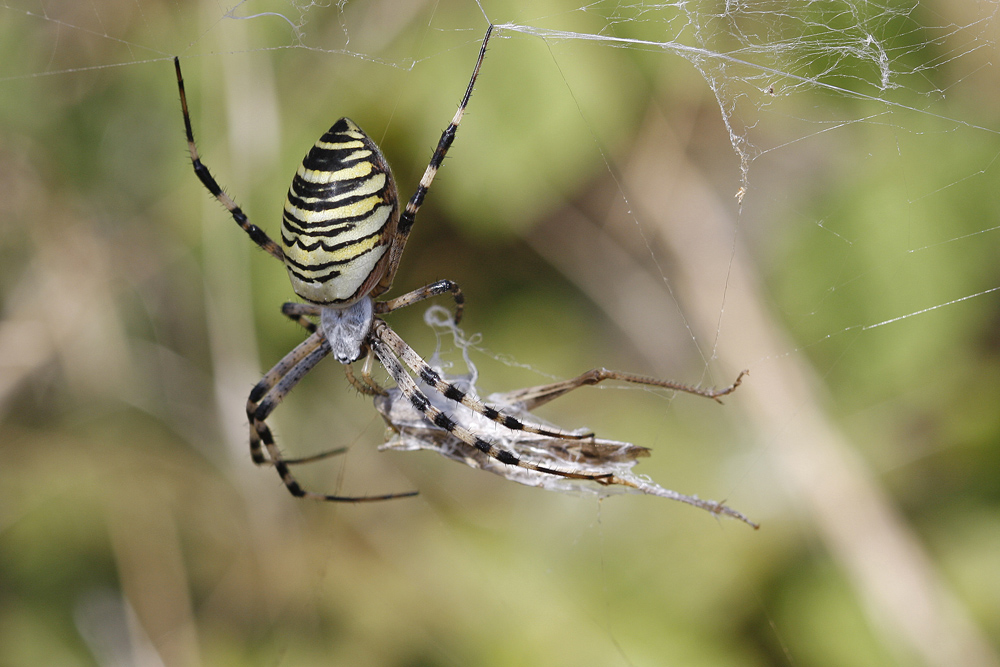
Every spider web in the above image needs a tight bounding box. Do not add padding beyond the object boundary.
[2,1,999,667]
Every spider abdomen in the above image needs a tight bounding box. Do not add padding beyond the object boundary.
[282,118,400,306]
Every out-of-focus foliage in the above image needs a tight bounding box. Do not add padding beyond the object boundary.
[1,1,998,666]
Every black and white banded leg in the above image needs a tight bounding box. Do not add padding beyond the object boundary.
[372,320,597,441]
[174,58,285,264]
[247,331,416,501]
[367,334,617,483]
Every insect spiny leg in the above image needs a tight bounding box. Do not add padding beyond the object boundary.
[492,367,749,411]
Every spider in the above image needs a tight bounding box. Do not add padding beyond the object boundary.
[174,25,744,502]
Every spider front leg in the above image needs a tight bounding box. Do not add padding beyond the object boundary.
[373,26,495,296]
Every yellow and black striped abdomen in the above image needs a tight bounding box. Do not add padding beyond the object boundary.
[282,118,399,306]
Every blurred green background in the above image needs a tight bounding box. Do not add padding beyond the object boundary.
[2,1,999,665]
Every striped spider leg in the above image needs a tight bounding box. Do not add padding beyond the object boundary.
[176,25,642,501]
[374,337,755,526]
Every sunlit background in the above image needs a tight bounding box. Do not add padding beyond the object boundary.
[2,1,999,665]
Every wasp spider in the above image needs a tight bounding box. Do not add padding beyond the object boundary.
[175,26,744,502]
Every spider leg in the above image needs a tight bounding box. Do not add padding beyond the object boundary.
[375,25,495,295]
[372,319,596,440]
[174,57,285,263]
[281,302,321,333]
[247,332,327,465]
[376,279,465,325]
[497,368,749,410]
[249,332,415,501]
[369,333,614,483]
